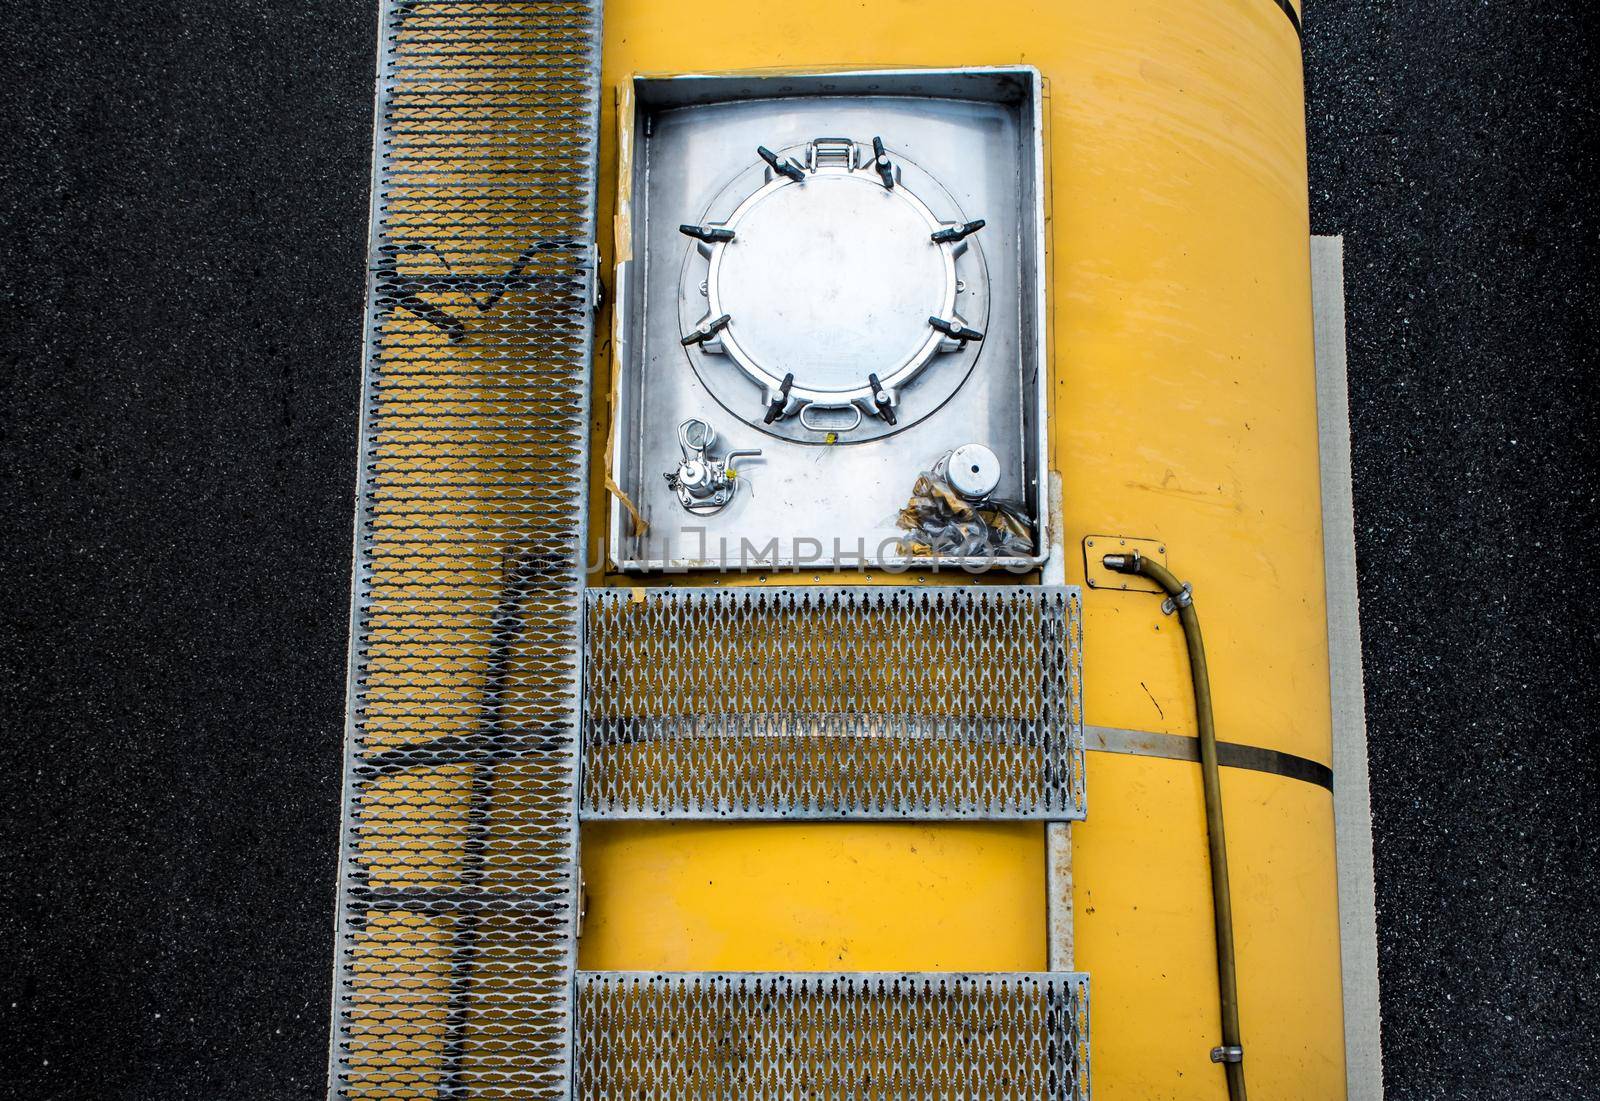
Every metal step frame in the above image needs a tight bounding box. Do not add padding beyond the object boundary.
[575,971,1090,1101]
[582,584,1085,820]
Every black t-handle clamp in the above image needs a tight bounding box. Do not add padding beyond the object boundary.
[931,218,986,244]
[871,136,895,190]
[928,316,985,343]
[679,223,735,243]
[681,313,732,346]
[868,372,897,425]
[763,372,795,424]
[757,145,805,183]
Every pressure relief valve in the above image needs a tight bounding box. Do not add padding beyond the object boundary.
[664,418,761,516]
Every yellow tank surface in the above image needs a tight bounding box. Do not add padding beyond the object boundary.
[580,2,1340,1099]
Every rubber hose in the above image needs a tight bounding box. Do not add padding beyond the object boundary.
[1103,552,1247,1101]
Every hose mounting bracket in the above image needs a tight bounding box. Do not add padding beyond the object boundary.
[1210,1045,1244,1064]
[1160,581,1193,616]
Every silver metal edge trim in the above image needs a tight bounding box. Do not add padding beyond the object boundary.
[563,4,605,1094]
[1312,233,1385,1101]
[576,968,1090,984]
[1025,63,1051,581]
[324,1,399,1093]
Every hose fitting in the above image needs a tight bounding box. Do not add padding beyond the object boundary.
[1102,548,1142,574]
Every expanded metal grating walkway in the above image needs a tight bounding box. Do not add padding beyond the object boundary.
[575,972,1091,1101]
[330,3,1090,1097]
[582,586,1085,819]
[327,1,601,1097]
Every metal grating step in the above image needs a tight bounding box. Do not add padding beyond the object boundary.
[575,971,1091,1101]
[327,0,601,1097]
[581,585,1085,819]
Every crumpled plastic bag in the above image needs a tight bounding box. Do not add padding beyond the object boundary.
[896,471,1034,558]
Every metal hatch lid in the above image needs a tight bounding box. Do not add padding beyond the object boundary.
[607,67,1050,573]
[683,136,990,444]
[713,167,952,396]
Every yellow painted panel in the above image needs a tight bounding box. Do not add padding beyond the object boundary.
[579,822,1047,972]
[1075,753,1344,1099]
[1228,769,1348,1097]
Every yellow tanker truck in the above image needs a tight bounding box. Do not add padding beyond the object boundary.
[326,3,1367,1099]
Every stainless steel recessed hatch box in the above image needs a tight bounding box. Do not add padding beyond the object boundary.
[607,68,1048,572]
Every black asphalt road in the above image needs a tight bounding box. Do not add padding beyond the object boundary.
[2,2,1595,1097]
[1306,4,1598,1096]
